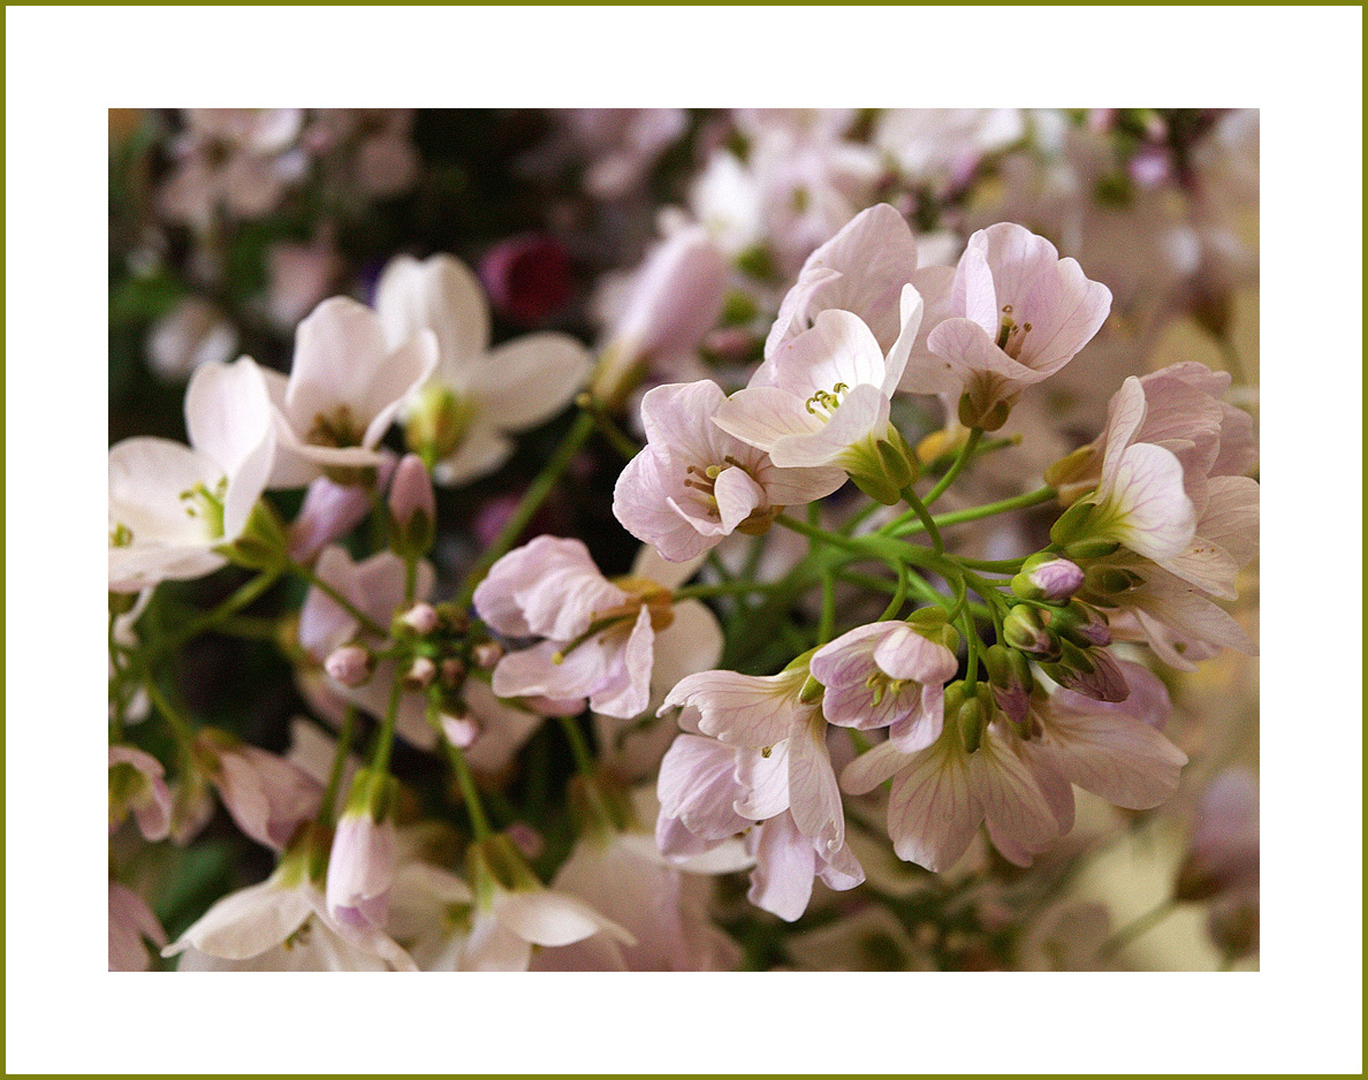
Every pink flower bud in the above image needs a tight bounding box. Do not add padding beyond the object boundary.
[473,641,504,670]
[1013,555,1085,603]
[288,455,398,563]
[400,601,440,636]
[325,644,374,687]
[388,453,436,530]
[403,655,437,690]
[440,710,482,749]
[327,769,398,929]
[197,732,324,851]
[505,822,545,860]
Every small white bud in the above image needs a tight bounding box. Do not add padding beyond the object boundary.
[325,645,373,687]
[403,656,438,691]
[400,602,440,636]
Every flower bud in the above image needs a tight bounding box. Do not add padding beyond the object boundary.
[472,641,504,670]
[388,453,436,559]
[405,384,473,465]
[399,601,440,636]
[957,692,988,754]
[958,390,1012,432]
[505,822,545,860]
[440,657,468,687]
[440,709,482,749]
[403,655,437,691]
[1052,600,1112,648]
[983,644,1033,730]
[327,768,399,927]
[1041,641,1130,703]
[1003,605,1058,660]
[1207,894,1258,959]
[325,644,374,687]
[1011,554,1085,603]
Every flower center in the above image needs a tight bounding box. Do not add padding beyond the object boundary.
[550,579,675,663]
[805,382,849,420]
[306,404,365,449]
[863,669,912,707]
[682,455,750,519]
[109,522,134,548]
[179,478,228,539]
[994,304,1033,361]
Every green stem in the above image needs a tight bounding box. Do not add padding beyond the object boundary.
[1102,896,1180,957]
[167,568,281,647]
[957,556,1026,574]
[142,674,196,755]
[287,560,387,638]
[456,409,596,608]
[900,485,945,554]
[878,563,910,622]
[838,496,887,537]
[576,393,640,460]
[319,708,357,827]
[369,672,405,775]
[887,485,1058,539]
[443,740,493,841]
[818,571,836,644]
[557,714,597,775]
[923,427,983,507]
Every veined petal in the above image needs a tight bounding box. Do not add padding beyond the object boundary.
[886,736,981,872]
[163,878,311,961]
[970,732,1060,867]
[839,740,907,795]
[786,715,845,851]
[748,812,816,922]
[1038,704,1187,810]
[712,466,766,533]
[733,742,791,822]
[1099,442,1196,562]
[374,253,490,380]
[712,385,822,454]
[660,669,806,748]
[772,382,888,468]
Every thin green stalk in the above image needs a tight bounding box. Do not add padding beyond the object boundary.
[576,393,640,460]
[838,496,886,536]
[818,570,836,644]
[923,427,983,507]
[142,674,196,755]
[456,409,596,608]
[887,485,1058,539]
[878,563,910,622]
[369,672,406,775]
[167,568,281,647]
[900,485,945,554]
[319,708,357,827]
[443,740,493,841]
[1102,896,1180,957]
[557,713,597,775]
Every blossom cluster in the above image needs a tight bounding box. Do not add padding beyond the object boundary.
[110,108,1259,973]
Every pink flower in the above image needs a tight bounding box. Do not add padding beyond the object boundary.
[654,732,863,922]
[765,202,923,360]
[714,290,923,502]
[109,882,167,971]
[260,296,438,488]
[108,745,172,842]
[1176,767,1259,901]
[613,380,845,561]
[809,618,959,752]
[376,253,592,486]
[146,296,239,381]
[194,731,324,851]
[906,222,1112,429]
[479,234,573,325]
[589,225,729,408]
[476,537,717,721]
[286,451,398,562]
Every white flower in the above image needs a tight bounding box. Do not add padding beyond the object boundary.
[109,356,276,592]
[376,253,591,485]
[261,296,438,487]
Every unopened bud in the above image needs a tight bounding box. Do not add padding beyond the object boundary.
[1043,641,1130,703]
[221,499,289,571]
[388,453,437,558]
[325,645,374,687]
[1207,895,1258,958]
[1084,566,1142,597]
[399,602,440,636]
[505,822,545,860]
[403,656,437,691]
[1054,600,1112,648]
[983,644,1033,729]
[440,709,482,749]
[1011,553,1085,603]
[472,641,504,670]
[440,657,467,687]
[958,391,1012,432]
[405,384,472,465]
[957,694,987,754]
[1003,606,1057,659]
[798,674,824,706]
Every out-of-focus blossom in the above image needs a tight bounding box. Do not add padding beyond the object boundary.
[194,730,324,852]
[264,233,343,331]
[109,356,276,592]
[479,234,574,325]
[1176,767,1258,902]
[590,225,729,408]
[147,296,239,381]
[159,109,308,232]
[109,882,167,971]
[109,745,172,841]
[874,109,1024,193]
[262,296,438,488]
[375,253,591,486]
[286,451,397,563]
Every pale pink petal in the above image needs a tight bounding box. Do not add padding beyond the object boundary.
[970,733,1060,867]
[495,890,636,948]
[657,735,751,841]
[1101,443,1197,562]
[748,813,817,922]
[661,669,805,748]
[478,333,592,430]
[771,382,889,469]
[1037,703,1187,810]
[712,385,822,454]
[733,742,791,822]
[886,738,981,871]
[785,716,845,851]
[163,878,311,961]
